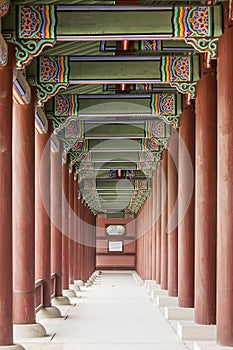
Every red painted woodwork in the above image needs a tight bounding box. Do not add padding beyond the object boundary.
[13,89,36,324]
[96,218,136,270]
[51,146,62,296]
[155,165,162,284]
[216,26,233,346]
[77,195,83,280]
[35,131,52,307]
[0,44,14,346]
[62,160,69,289]
[68,170,74,284]
[195,57,217,325]
[167,129,178,297]
[178,102,195,308]
[151,171,157,280]
[161,150,168,290]
[73,177,79,281]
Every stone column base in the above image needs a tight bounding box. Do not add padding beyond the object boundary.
[36,306,61,319]
[51,296,70,306]
[13,323,46,339]
[63,289,76,297]
[177,321,216,341]
[69,284,81,292]
[74,280,84,286]
[0,345,25,350]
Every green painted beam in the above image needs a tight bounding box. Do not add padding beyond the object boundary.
[85,123,144,137]
[93,162,137,170]
[91,152,140,162]
[88,139,142,151]
[79,98,151,114]
[56,9,172,37]
[69,60,161,81]
[96,180,134,189]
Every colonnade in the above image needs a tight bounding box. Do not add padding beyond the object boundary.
[0,45,96,348]
[136,25,233,347]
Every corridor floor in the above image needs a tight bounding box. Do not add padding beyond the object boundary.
[22,272,189,350]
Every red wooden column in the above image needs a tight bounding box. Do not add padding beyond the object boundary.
[155,165,161,284]
[77,194,83,280]
[135,215,139,275]
[161,150,168,290]
[73,175,79,281]
[82,202,87,282]
[87,209,92,278]
[51,141,69,305]
[68,168,74,284]
[62,158,70,292]
[142,202,146,280]
[13,89,46,337]
[178,101,195,307]
[35,128,61,318]
[167,129,178,296]
[0,44,16,347]
[195,57,217,325]
[83,203,87,282]
[216,24,233,346]
[140,203,145,280]
[79,199,85,282]
[144,200,148,280]
[83,203,88,282]
[151,171,157,280]
[148,193,152,280]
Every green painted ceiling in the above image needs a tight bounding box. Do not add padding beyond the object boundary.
[2,0,226,217]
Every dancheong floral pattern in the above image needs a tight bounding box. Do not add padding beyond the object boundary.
[19,5,56,39]
[161,56,191,82]
[39,56,69,84]
[152,94,176,116]
[64,120,84,140]
[146,120,165,138]
[173,6,211,38]
[55,94,78,117]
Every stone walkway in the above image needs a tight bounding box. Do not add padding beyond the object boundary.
[20,272,189,350]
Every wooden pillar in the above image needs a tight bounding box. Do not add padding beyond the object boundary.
[13,90,36,324]
[73,175,79,281]
[68,169,74,284]
[195,57,217,325]
[167,129,178,296]
[148,193,152,280]
[51,142,63,296]
[0,44,14,346]
[62,159,69,290]
[35,130,52,307]
[143,203,146,280]
[82,202,86,280]
[161,150,168,290]
[178,102,195,307]
[216,24,233,346]
[80,199,85,282]
[151,171,157,280]
[155,165,161,284]
[77,194,82,280]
